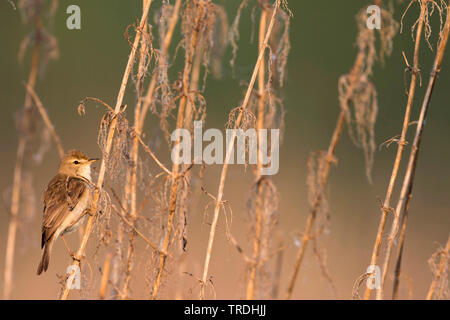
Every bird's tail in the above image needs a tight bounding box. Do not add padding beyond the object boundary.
[37,237,53,275]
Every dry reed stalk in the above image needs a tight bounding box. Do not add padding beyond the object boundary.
[3,7,42,299]
[183,31,204,130]
[426,235,450,300]
[122,7,181,293]
[60,0,152,299]
[364,0,427,300]
[174,2,226,295]
[151,0,207,299]
[111,222,124,299]
[246,2,267,300]
[99,253,112,299]
[174,22,204,300]
[121,0,152,299]
[377,1,450,300]
[199,0,282,299]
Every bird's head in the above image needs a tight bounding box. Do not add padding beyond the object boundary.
[58,149,99,179]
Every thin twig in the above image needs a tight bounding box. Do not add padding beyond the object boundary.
[24,83,65,158]
[110,204,162,255]
[135,131,172,176]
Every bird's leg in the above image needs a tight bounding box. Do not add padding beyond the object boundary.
[61,234,76,260]
[86,207,96,217]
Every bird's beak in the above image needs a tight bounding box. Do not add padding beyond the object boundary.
[88,158,100,163]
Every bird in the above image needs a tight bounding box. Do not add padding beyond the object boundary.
[37,149,99,275]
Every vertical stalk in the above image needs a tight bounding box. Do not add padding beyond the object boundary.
[377,2,450,299]
[151,0,205,299]
[364,1,426,300]
[121,0,151,299]
[175,15,204,299]
[246,3,267,300]
[3,12,42,299]
[99,253,112,299]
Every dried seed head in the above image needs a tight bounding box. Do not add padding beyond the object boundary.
[210,4,229,79]
[229,0,250,72]
[97,111,132,184]
[307,151,331,230]
[338,4,399,184]
[427,241,449,299]
[77,102,86,116]
[246,178,280,298]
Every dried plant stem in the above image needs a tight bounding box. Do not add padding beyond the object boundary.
[426,235,450,300]
[25,84,65,158]
[111,223,124,299]
[3,22,41,299]
[200,0,281,299]
[136,133,172,175]
[151,0,205,300]
[246,4,267,300]
[175,13,204,298]
[184,45,202,129]
[377,2,450,300]
[364,1,426,300]
[99,253,112,299]
[121,0,151,299]
[60,0,152,299]
[391,223,407,299]
[285,111,345,300]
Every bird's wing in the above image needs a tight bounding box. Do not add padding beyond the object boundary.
[41,174,87,247]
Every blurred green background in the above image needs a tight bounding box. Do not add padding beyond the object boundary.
[0,0,449,299]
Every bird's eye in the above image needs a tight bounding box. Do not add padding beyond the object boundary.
[73,160,79,164]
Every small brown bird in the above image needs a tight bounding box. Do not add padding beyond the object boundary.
[37,150,98,275]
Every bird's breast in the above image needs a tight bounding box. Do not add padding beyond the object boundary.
[60,190,90,235]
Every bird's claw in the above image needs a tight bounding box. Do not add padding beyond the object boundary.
[71,254,83,263]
